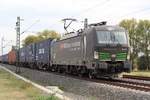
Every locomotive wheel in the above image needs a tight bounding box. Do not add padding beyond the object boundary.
[78,69,86,77]
[88,70,95,79]
[58,67,62,73]
[78,72,83,77]
[51,65,57,72]
[38,64,42,70]
[51,67,55,72]
[29,63,34,69]
[43,67,47,71]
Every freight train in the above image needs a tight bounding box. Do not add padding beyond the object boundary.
[0,21,131,78]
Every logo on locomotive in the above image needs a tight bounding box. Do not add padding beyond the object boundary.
[60,42,80,49]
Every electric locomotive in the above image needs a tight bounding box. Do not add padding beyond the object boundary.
[51,19,131,78]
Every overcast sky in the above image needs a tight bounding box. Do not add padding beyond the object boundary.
[0,0,150,54]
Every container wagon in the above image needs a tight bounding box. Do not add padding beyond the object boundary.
[35,38,52,70]
[25,43,36,68]
[2,54,8,64]
[19,47,26,66]
[8,50,16,65]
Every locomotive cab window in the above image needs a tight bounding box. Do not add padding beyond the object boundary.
[96,31,127,44]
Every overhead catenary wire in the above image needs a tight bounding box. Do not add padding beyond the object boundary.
[73,0,150,25]
[30,0,110,33]
[21,19,40,35]
[1,37,15,56]
[2,38,15,48]
[3,41,15,48]
[112,7,150,21]
[16,1,150,37]
[72,0,111,18]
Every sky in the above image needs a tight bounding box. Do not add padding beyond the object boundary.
[0,0,150,54]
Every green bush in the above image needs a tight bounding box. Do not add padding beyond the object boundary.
[137,56,150,70]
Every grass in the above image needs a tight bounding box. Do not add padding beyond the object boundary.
[0,68,59,100]
[124,70,150,77]
[34,95,58,100]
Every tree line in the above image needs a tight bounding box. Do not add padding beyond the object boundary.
[22,30,60,46]
[119,19,150,70]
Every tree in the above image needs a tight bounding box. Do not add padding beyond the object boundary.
[137,56,150,70]
[22,35,38,46]
[119,19,139,70]
[136,20,150,70]
[119,19,150,70]
[22,29,60,46]
[37,30,60,41]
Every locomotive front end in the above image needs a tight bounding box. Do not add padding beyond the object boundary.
[92,26,131,77]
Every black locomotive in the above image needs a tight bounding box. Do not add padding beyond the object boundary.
[51,22,131,78]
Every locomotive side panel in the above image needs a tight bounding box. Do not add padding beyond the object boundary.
[51,36,83,66]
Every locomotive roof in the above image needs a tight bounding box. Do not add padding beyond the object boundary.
[57,25,125,41]
[93,25,125,31]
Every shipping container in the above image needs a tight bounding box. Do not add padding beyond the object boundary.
[25,43,36,68]
[8,50,16,65]
[2,54,8,63]
[19,47,26,66]
[36,38,52,69]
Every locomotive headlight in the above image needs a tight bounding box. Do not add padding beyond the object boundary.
[127,53,130,60]
[94,51,99,59]
[127,48,130,60]
[111,54,116,58]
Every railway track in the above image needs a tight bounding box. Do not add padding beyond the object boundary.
[1,64,150,92]
[48,71,150,92]
[123,74,150,81]
[105,78,150,92]
[50,72,150,92]
[80,77,150,92]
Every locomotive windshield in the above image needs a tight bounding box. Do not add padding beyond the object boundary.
[96,31,127,44]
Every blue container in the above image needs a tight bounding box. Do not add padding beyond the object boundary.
[25,43,36,64]
[19,47,26,63]
[35,38,52,68]
[2,54,8,63]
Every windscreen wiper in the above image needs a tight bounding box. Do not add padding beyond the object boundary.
[111,33,121,47]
